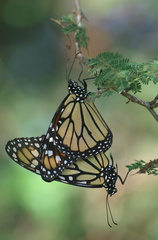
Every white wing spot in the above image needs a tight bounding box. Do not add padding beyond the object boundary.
[13,147,17,152]
[12,153,17,158]
[41,166,46,172]
[68,176,73,181]
[43,144,47,149]
[49,137,53,143]
[46,133,50,139]
[31,149,39,157]
[58,176,65,180]
[32,159,39,166]
[55,155,61,163]
[35,143,40,148]
[48,150,53,157]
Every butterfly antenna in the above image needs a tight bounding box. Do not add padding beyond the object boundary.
[67,52,81,82]
[78,61,85,84]
[78,61,96,92]
[110,153,114,166]
[66,59,70,82]
[106,194,118,227]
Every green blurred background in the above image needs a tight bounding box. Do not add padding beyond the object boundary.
[1,0,158,239]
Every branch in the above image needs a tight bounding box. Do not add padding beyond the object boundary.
[90,87,158,121]
[137,159,158,174]
[74,0,88,61]
[121,90,158,122]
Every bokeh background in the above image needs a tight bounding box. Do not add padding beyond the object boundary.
[1,0,158,239]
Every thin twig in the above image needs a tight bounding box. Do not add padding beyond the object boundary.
[121,90,158,122]
[91,87,158,121]
[74,0,87,61]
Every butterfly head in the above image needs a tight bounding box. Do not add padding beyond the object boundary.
[68,80,89,102]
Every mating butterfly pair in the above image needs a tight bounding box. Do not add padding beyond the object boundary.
[6,79,113,182]
[6,135,118,196]
[5,77,129,226]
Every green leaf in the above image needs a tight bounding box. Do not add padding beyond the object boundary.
[75,27,89,48]
[63,23,78,34]
[61,15,74,23]
[126,160,146,171]
[58,14,89,49]
[87,51,158,96]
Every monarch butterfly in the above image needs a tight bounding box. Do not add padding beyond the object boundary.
[42,79,113,176]
[6,135,129,227]
[5,135,128,193]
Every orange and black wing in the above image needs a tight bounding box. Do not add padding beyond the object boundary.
[5,135,71,182]
[5,136,44,175]
[56,152,118,196]
[43,80,113,164]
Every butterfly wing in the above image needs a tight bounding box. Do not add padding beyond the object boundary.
[43,80,113,163]
[5,135,72,181]
[56,152,118,196]
[5,136,44,175]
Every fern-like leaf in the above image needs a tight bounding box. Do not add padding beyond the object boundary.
[87,52,158,96]
[126,159,158,176]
